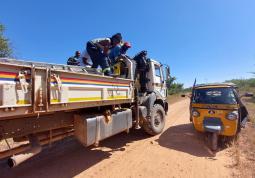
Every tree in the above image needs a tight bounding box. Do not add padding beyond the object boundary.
[166,76,176,89]
[167,76,184,95]
[0,24,12,57]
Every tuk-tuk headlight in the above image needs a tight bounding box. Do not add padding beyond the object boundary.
[192,110,200,117]
[226,111,238,120]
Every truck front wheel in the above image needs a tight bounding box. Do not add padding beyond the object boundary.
[143,104,166,135]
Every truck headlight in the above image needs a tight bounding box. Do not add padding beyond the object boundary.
[192,110,200,117]
[226,111,238,120]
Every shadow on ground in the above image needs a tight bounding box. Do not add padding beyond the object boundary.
[157,123,215,157]
[1,129,149,178]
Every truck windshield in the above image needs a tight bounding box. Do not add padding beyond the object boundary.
[192,87,237,104]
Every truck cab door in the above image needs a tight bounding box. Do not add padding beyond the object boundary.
[153,64,167,98]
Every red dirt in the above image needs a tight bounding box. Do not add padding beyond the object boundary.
[1,99,235,178]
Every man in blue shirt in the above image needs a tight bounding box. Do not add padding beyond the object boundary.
[86,33,122,76]
[109,42,131,64]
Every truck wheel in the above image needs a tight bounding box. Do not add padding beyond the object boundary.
[143,104,165,135]
[209,132,218,151]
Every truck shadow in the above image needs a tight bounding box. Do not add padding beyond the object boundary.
[157,123,215,157]
[1,129,149,178]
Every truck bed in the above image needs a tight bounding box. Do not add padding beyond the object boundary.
[0,58,134,120]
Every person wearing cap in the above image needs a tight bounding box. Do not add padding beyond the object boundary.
[86,33,122,76]
[120,42,131,55]
[109,41,131,64]
[67,51,81,65]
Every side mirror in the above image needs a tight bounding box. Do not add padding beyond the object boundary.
[167,67,170,79]
[242,92,254,98]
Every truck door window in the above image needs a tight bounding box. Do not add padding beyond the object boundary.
[154,65,161,77]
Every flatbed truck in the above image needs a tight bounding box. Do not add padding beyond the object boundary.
[0,53,170,167]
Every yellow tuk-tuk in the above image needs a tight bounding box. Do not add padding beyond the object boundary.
[184,83,253,150]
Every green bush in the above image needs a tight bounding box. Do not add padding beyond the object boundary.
[168,83,184,95]
[166,76,184,95]
[226,78,255,93]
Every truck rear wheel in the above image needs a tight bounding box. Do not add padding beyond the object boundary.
[143,104,165,135]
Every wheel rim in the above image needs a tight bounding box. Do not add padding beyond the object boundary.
[154,111,163,127]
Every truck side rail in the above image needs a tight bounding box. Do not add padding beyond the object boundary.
[0,58,134,120]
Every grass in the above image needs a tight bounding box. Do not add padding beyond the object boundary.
[232,93,255,178]
[243,97,255,123]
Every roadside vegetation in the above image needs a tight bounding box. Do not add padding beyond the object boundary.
[167,76,184,95]
[166,76,187,105]
[0,23,12,57]
[226,78,255,93]
[226,78,255,178]
[226,78,255,123]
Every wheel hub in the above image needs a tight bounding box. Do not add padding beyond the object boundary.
[154,111,162,127]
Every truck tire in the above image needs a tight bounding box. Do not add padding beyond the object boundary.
[143,104,165,135]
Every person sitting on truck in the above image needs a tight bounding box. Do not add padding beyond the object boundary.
[86,33,122,76]
[108,42,131,77]
[67,51,80,65]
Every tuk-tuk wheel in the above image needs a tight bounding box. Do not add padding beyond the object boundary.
[209,132,218,151]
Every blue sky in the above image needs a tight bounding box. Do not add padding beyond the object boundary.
[0,0,254,87]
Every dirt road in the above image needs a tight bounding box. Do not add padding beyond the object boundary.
[1,99,234,178]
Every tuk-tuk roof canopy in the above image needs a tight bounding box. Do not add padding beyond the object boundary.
[194,82,237,89]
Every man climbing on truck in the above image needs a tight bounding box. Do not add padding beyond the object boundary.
[86,33,123,75]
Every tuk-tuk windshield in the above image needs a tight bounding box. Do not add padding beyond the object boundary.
[192,87,237,105]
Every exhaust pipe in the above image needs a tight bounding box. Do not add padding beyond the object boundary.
[7,134,42,168]
[1,131,74,167]
[134,89,141,129]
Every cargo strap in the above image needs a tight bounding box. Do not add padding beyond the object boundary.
[102,67,111,73]
[104,110,112,123]
[52,74,62,91]
[95,116,101,147]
